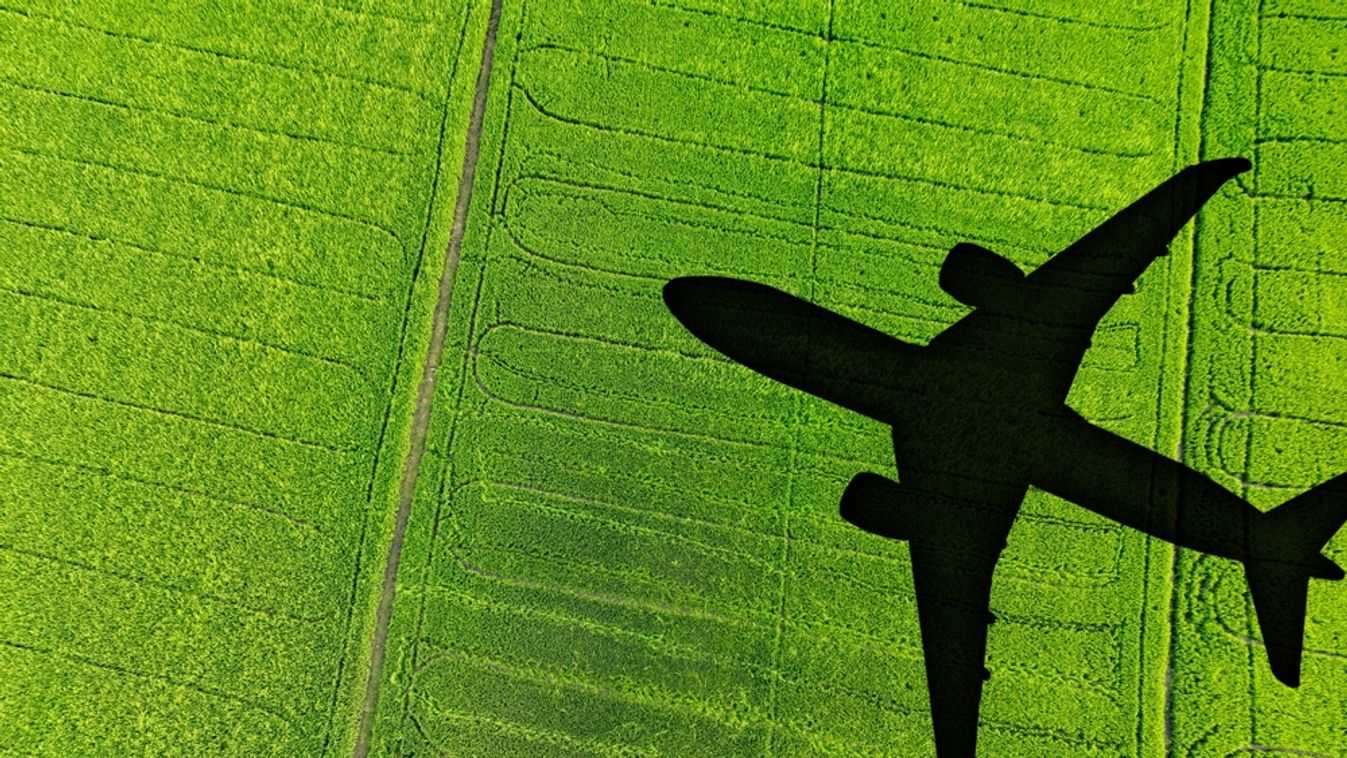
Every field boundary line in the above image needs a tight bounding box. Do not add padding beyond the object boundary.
[1164,0,1220,751]
[350,0,505,754]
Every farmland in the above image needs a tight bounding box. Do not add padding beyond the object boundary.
[368,0,1347,755]
[0,0,491,754]
[2,0,1346,755]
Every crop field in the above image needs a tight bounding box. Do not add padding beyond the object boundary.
[0,0,492,754]
[3,0,1346,756]
[367,0,1347,755]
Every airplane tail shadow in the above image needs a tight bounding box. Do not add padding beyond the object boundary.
[1246,473,1347,686]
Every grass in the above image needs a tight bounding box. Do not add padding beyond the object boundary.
[3,0,1346,755]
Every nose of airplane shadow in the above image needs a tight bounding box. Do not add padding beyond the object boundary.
[663,275,735,306]
[662,276,763,333]
[662,275,829,373]
[663,276,706,330]
[661,276,699,314]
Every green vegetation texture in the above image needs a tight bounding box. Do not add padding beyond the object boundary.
[370,0,1347,755]
[0,0,490,754]
[3,0,1346,756]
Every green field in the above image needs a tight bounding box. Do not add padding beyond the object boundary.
[2,0,1346,755]
[0,0,491,753]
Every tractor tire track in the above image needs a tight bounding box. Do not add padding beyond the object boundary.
[351,0,505,754]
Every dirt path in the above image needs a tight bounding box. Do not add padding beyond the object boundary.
[352,1,505,754]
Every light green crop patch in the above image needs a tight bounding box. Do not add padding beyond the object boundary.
[0,0,490,754]
[372,0,1347,756]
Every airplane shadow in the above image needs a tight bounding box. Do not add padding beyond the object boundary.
[664,158,1347,756]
